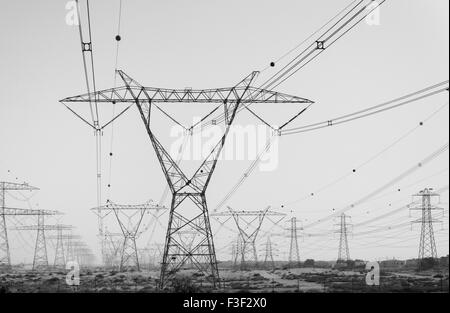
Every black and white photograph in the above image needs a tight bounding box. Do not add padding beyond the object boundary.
[0,0,449,307]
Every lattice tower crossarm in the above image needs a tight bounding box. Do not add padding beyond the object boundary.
[92,200,166,271]
[62,70,312,288]
[409,188,444,264]
[0,182,39,268]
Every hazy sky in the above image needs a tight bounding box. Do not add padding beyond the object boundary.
[0,0,448,265]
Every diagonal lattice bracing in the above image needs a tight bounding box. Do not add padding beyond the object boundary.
[119,71,259,287]
[287,217,302,268]
[0,182,39,268]
[335,213,352,264]
[92,200,166,271]
[15,221,69,271]
[47,231,78,268]
[213,207,286,270]
[410,188,444,269]
[62,70,312,288]
[103,230,123,269]
[263,236,275,270]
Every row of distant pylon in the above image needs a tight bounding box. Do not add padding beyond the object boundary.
[335,188,444,266]
[225,188,445,270]
[0,181,94,270]
[96,187,445,273]
[3,183,442,273]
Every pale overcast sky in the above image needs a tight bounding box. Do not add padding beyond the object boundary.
[0,0,448,264]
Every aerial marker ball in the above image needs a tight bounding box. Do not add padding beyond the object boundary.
[270,62,275,67]
[115,35,121,41]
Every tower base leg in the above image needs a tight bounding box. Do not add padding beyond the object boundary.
[159,193,219,289]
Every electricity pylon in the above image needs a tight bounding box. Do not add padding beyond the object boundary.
[231,236,241,269]
[335,213,352,264]
[263,236,275,270]
[0,182,39,268]
[70,241,95,267]
[103,230,123,269]
[3,208,60,270]
[54,226,66,268]
[47,226,76,268]
[231,244,236,265]
[213,206,286,270]
[62,69,312,288]
[63,233,81,264]
[287,217,302,268]
[410,188,443,268]
[138,244,165,271]
[144,243,163,270]
[92,200,166,272]
[15,220,68,270]
[137,248,152,271]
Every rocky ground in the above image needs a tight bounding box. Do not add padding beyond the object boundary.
[0,267,448,293]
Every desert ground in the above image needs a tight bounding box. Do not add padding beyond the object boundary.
[0,266,448,293]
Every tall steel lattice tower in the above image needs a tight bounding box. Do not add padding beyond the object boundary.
[213,206,286,270]
[15,219,68,270]
[34,212,48,270]
[0,182,39,268]
[52,225,73,268]
[62,70,311,288]
[263,236,275,270]
[232,236,242,269]
[92,200,166,272]
[287,217,301,267]
[336,213,351,263]
[103,230,123,269]
[410,188,443,262]
[64,233,81,264]
[47,227,75,268]
[53,226,66,268]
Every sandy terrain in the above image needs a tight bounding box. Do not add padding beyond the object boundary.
[0,266,448,293]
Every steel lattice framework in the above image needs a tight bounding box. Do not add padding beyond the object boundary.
[336,213,351,264]
[410,188,443,266]
[47,230,78,268]
[0,182,40,268]
[69,241,95,267]
[92,200,166,272]
[263,236,275,270]
[63,234,82,264]
[15,221,68,270]
[62,70,311,288]
[287,217,301,267]
[213,206,286,270]
[103,230,123,269]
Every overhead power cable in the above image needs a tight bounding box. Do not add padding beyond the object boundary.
[302,142,449,230]
[194,0,389,133]
[285,99,449,205]
[281,81,449,135]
